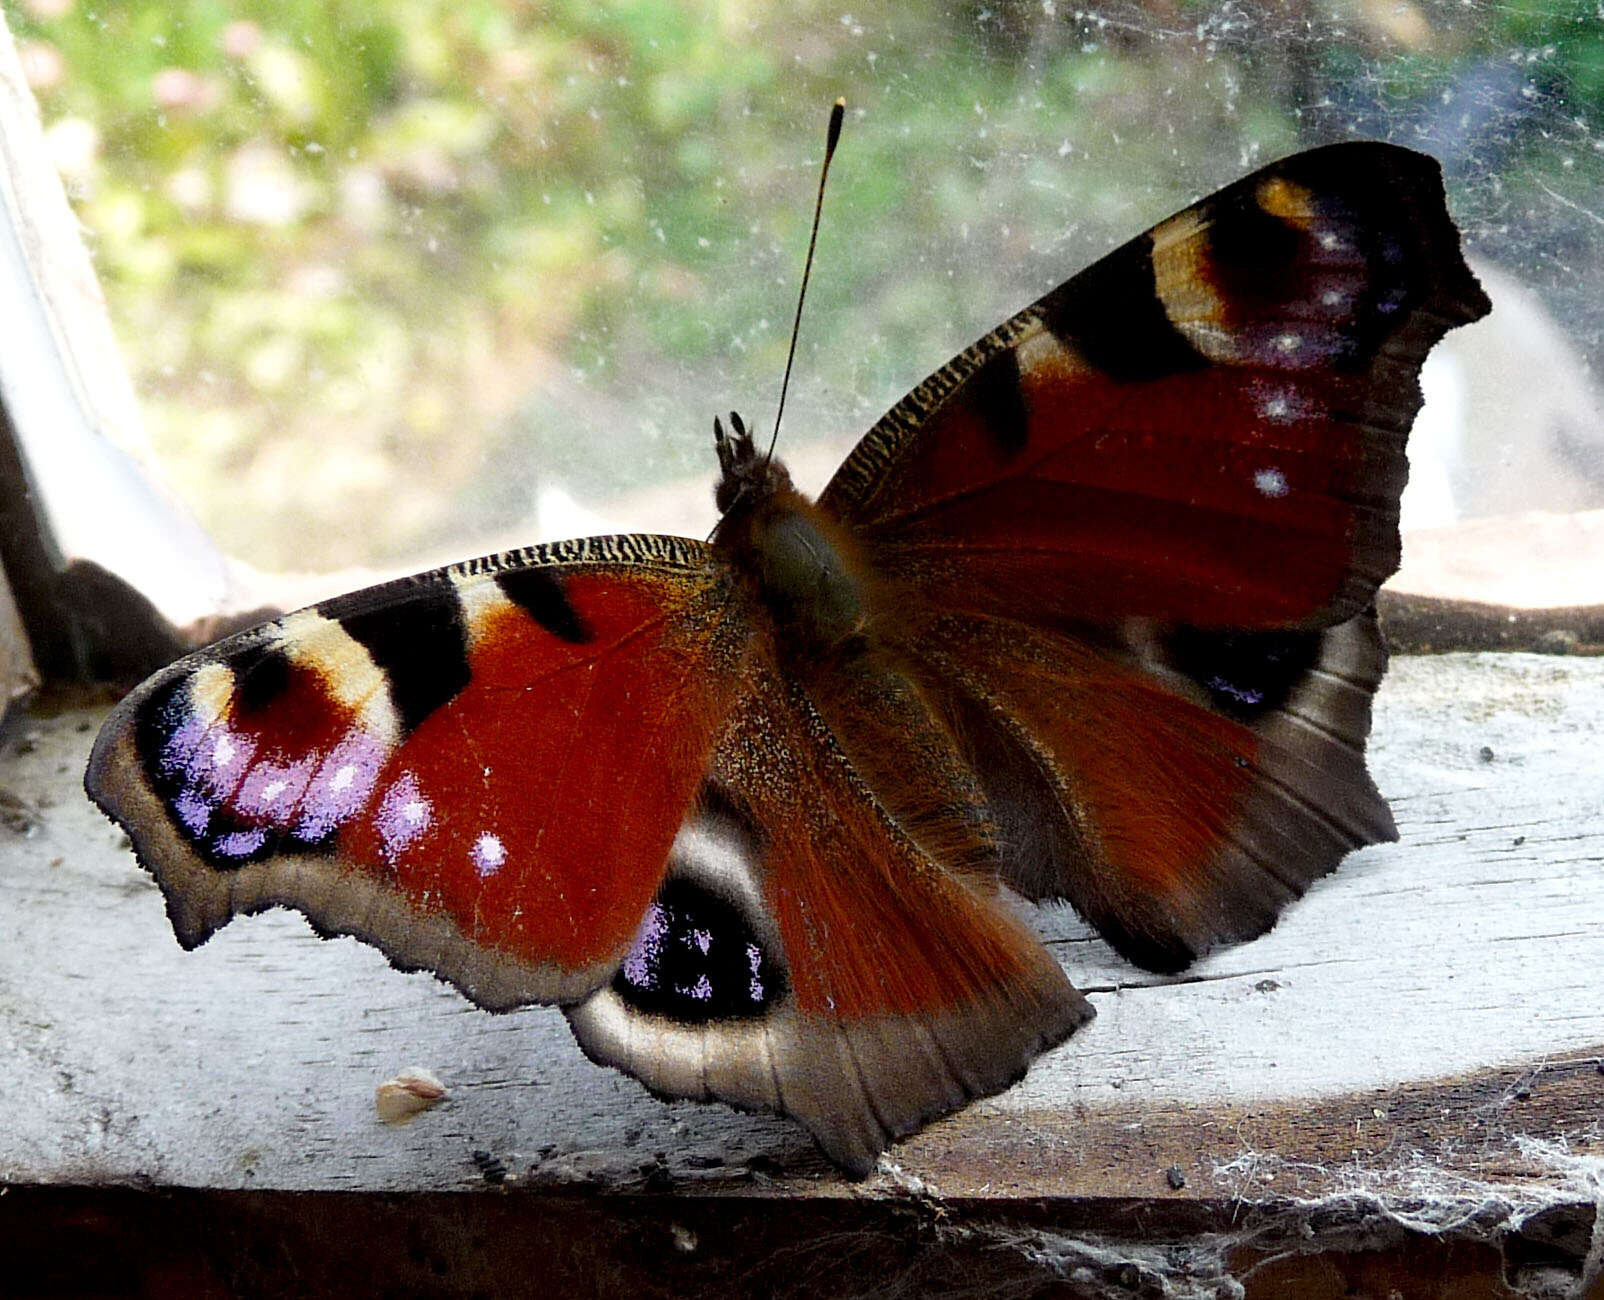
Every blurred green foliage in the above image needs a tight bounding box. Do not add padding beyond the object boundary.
[8,0,1602,569]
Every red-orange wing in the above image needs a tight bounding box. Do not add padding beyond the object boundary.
[815,143,1488,973]
[820,142,1489,631]
[88,533,1091,1176]
[86,536,748,1010]
[904,608,1396,973]
[566,644,1090,1177]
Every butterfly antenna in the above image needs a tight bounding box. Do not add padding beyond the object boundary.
[766,97,845,465]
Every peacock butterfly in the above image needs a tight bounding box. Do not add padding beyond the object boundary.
[85,125,1489,1178]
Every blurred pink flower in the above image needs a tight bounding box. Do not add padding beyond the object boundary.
[21,0,73,19]
[153,67,220,113]
[220,20,262,60]
[18,41,64,93]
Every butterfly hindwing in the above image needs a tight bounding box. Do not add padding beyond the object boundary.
[567,645,1091,1176]
[907,609,1393,972]
[87,536,749,1009]
[820,141,1490,631]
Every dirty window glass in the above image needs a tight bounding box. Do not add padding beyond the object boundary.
[11,0,1603,603]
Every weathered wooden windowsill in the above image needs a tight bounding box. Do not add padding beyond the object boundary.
[2,652,1601,1298]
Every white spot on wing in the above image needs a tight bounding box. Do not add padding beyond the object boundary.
[1255,467,1291,499]
[473,832,507,877]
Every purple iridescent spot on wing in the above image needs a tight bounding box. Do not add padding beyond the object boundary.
[375,770,432,860]
[191,728,257,799]
[173,788,212,837]
[235,754,318,826]
[296,731,388,842]
[160,711,211,777]
[620,903,669,990]
[213,828,270,859]
[608,879,787,1023]
[138,671,394,867]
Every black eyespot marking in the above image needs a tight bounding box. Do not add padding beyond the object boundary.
[131,674,290,869]
[1041,238,1207,383]
[613,878,786,1023]
[232,644,292,714]
[1208,190,1302,277]
[968,346,1029,454]
[1167,625,1322,722]
[496,569,591,643]
[1346,222,1424,369]
[131,665,348,871]
[134,674,189,798]
[319,582,470,733]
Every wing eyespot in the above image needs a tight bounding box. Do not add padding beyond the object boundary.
[611,877,788,1024]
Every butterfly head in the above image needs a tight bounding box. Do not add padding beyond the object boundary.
[713,411,791,522]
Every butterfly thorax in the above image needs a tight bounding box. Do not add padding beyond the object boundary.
[713,426,867,654]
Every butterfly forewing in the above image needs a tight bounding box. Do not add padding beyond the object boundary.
[821,142,1490,632]
[87,536,748,1009]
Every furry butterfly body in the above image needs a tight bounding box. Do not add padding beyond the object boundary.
[87,141,1489,1176]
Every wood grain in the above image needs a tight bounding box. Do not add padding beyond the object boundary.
[2,652,1600,1296]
